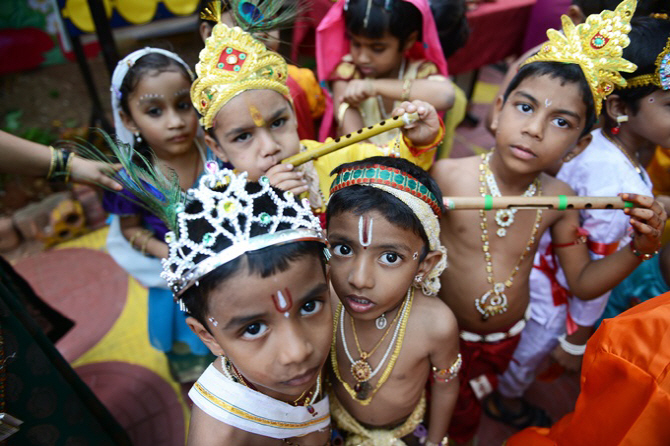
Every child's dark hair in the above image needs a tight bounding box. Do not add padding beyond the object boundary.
[179,181,328,330]
[503,61,597,137]
[326,156,444,258]
[572,0,666,17]
[605,17,670,122]
[344,0,422,48]
[430,0,469,59]
[118,52,192,161]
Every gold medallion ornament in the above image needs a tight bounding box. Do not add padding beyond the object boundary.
[191,22,290,129]
[521,0,638,116]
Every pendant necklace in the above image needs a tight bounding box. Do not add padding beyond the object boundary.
[475,154,543,320]
[482,152,537,237]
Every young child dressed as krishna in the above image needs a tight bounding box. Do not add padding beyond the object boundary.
[192,0,445,221]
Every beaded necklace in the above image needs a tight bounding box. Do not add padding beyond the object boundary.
[482,152,538,237]
[331,288,414,405]
[475,154,543,320]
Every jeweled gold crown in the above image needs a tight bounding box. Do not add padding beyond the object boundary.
[191,23,289,129]
[522,0,638,116]
[623,36,670,90]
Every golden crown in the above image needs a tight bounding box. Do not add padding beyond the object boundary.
[191,23,289,129]
[522,0,638,116]
[622,36,670,90]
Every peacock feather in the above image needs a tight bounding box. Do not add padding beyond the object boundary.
[63,130,185,235]
[203,0,297,34]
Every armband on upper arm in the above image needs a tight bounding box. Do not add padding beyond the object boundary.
[432,353,462,383]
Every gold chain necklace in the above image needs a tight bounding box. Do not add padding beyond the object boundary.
[330,288,414,405]
[475,154,543,320]
[601,131,644,177]
[348,303,403,383]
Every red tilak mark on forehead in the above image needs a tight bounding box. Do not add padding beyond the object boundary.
[272,288,293,313]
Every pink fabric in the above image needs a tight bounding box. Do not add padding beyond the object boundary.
[315,0,448,141]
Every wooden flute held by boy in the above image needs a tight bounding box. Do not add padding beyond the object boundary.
[443,196,636,210]
[281,112,420,166]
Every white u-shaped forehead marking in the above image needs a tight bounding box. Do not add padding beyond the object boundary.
[358,215,373,247]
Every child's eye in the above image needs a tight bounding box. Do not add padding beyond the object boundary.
[552,117,570,128]
[300,300,323,316]
[178,101,192,111]
[371,46,386,54]
[234,132,252,143]
[147,107,162,117]
[242,322,267,339]
[516,103,533,114]
[271,117,286,129]
[332,244,352,257]
[380,252,401,265]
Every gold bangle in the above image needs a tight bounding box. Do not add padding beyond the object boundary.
[401,78,412,102]
[337,102,351,124]
[140,232,153,255]
[64,152,76,183]
[47,145,57,180]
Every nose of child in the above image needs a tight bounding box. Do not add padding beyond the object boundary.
[259,131,281,158]
[167,109,186,129]
[277,324,314,367]
[348,257,374,290]
[522,114,544,140]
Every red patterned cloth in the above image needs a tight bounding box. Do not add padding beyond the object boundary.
[448,328,522,443]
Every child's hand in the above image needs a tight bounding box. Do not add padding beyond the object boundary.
[393,100,441,147]
[550,343,583,373]
[622,193,667,255]
[265,163,309,195]
[342,79,375,107]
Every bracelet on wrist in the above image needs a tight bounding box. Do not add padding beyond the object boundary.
[401,78,412,102]
[140,232,153,255]
[629,241,659,262]
[557,333,586,356]
[425,436,449,446]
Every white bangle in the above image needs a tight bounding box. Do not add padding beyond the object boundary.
[558,333,586,356]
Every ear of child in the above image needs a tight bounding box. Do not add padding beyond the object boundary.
[187,316,225,356]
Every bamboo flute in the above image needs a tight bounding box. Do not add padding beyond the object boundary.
[281,112,419,166]
[443,195,635,210]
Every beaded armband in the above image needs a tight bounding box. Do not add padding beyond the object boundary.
[551,227,589,248]
[432,353,462,383]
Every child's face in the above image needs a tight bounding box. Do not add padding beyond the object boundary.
[349,32,408,79]
[189,254,332,402]
[491,74,592,174]
[205,89,300,181]
[625,89,670,149]
[327,210,438,321]
[121,70,199,158]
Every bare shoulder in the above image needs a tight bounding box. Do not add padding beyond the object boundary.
[430,156,479,191]
[412,293,459,342]
[539,172,576,196]
[188,406,260,446]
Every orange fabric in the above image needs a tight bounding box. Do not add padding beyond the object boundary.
[647,146,670,197]
[506,292,670,446]
[586,239,619,256]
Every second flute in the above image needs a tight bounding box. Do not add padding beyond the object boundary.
[443,196,635,210]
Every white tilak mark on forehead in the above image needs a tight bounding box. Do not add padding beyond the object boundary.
[545,98,552,108]
[358,215,373,247]
[277,290,288,308]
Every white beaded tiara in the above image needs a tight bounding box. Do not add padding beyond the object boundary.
[162,163,327,298]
